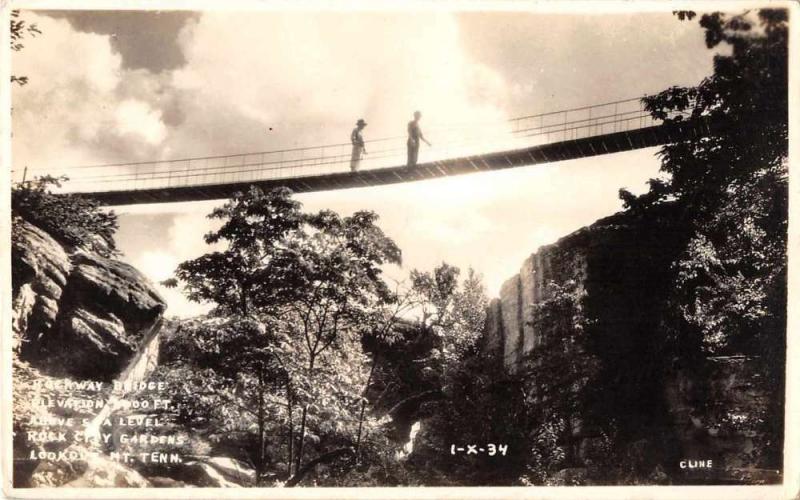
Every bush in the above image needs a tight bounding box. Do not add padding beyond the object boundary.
[12,176,118,257]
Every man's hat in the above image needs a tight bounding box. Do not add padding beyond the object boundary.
[356,119,367,126]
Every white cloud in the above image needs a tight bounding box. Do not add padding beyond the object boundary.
[11,13,169,174]
[165,12,511,158]
[12,14,120,168]
[133,250,179,283]
[130,249,213,319]
[115,99,167,145]
[12,10,717,316]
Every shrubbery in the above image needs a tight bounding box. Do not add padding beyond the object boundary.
[12,176,118,256]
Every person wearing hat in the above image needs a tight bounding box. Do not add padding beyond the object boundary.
[350,118,368,172]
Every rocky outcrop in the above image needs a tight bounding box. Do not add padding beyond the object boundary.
[481,205,776,483]
[63,458,152,488]
[12,220,72,351]
[11,219,266,489]
[12,219,166,381]
[484,206,684,370]
[664,355,780,484]
[173,459,255,487]
[12,218,168,488]
[29,446,153,488]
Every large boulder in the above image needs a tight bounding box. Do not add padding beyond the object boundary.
[69,251,165,333]
[63,455,152,488]
[12,219,166,381]
[147,476,194,487]
[174,460,245,487]
[11,220,71,349]
[202,457,256,484]
[28,446,152,488]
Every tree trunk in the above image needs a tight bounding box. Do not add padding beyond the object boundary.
[355,353,379,460]
[291,342,326,477]
[287,382,294,477]
[564,416,574,466]
[239,281,249,316]
[256,369,265,485]
[294,405,308,474]
[294,352,317,473]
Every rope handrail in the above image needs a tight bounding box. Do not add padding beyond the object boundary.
[22,95,654,173]
[47,109,678,186]
[508,96,647,122]
[14,93,707,194]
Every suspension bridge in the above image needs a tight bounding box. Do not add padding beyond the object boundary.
[13,97,713,206]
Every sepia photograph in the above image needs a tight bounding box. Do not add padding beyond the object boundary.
[2,1,796,497]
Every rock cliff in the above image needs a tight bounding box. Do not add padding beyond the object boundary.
[484,206,686,370]
[12,218,166,381]
[481,205,777,483]
[11,218,170,487]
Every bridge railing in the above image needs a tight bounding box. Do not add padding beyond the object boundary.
[14,96,692,194]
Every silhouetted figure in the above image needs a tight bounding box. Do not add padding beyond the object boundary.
[406,111,431,167]
[350,119,367,172]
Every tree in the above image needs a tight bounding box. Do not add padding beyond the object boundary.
[410,264,488,379]
[391,265,519,485]
[621,9,788,470]
[150,316,289,484]
[625,9,788,219]
[353,280,416,462]
[278,208,400,483]
[162,187,310,483]
[166,186,306,317]
[165,187,403,485]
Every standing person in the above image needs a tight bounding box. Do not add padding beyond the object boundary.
[350,119,368,172]
[406,111,431,167]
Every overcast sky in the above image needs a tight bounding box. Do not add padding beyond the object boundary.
[11,8,721,317]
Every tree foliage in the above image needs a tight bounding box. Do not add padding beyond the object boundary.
[162,187,406,485]
[10,9,41,86]
[410,264,488,378]
[384,265,518,485]
[519,280,597,482]
[411,8,790,485]
[621,9,788,470]
[628,9,788,215]
[11,176,119,256]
